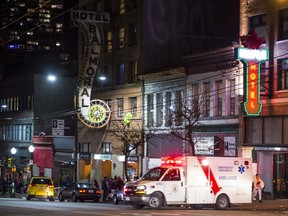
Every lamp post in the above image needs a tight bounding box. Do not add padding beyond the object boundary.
[47,74,79,182]
[10,147,17,197]
[28,145,34,179]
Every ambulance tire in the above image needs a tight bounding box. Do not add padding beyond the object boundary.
[215,194,229,210]
[147,193,163,209]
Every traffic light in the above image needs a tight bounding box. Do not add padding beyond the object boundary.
[7,158,12,167]
[124,112,133,126]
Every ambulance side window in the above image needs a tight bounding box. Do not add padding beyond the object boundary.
[163,168,181,181]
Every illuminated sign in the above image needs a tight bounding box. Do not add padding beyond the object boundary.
[235,47,269,116]
[72,11,111,128]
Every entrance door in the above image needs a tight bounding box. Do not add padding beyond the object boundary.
[273,153,288,199]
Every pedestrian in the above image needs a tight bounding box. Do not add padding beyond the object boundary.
[253,174,265,202]
[101,176,110,202]
[93,179,99,188]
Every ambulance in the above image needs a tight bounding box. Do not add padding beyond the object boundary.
[123,156,252,210]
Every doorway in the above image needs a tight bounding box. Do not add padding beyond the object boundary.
[273,153,288,199]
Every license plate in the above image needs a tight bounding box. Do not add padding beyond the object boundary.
[125,197,130,201]
[88,190,93,193]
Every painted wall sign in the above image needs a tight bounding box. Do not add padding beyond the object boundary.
[71,10,111,128]
[235,47,269,116]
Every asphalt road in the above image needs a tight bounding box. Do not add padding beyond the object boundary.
[1,197,288,216]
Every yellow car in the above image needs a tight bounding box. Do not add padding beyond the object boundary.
[26,176,55,201]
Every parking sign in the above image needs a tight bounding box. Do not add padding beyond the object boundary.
[52,119,64,136]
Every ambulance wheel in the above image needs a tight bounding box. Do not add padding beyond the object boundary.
[215,194,229,210]
[148,193,162,209]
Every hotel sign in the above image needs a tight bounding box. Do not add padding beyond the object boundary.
[235,47,269,116]
[71,10,111,128]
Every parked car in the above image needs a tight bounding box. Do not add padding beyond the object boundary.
[58,182,101,202]
[107,189,124,205]
[26,176,54,201]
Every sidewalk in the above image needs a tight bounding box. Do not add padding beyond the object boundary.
[232,199,288,212]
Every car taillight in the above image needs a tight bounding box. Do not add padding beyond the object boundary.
[96,190,101,194]
[47,183,54,188]
[29,183,36,187]
[79,189,86,193]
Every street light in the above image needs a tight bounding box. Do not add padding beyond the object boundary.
[47,74,79,182]
[28,145,34,161]
[10,147,17,197]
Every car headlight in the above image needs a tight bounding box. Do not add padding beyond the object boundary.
[135,185,146,194]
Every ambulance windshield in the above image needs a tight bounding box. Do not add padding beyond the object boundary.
[141,167,168,181]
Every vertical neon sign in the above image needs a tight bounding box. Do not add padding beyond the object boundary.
[235,48,269,116]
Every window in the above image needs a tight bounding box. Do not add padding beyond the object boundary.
[128,61,137,83]
[118,28,125,48]
[116,64,125,85]
[279,8,288,41]
[260,63,268,94]
[130,97,137,116]
[117,98,124,117]
[147,94,154,127]
[192,84,200,116]
[249,14,266,43]
[216,81,223,116]
[119,0,125,14]
[128,0,137,11]
[229,79,235,115]
[156,93,163,127]
[128,23,137,46]
[165,92,172,127]
[106,31,112,52]
[102,142,112,153]
[80,142,90,152]
[278,58,288,90]
[175,91,183,126]
[203,82,210,117]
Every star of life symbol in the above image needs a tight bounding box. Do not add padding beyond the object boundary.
[238,165,245,174]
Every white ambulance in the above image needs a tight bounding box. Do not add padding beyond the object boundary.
[124,156,252,210]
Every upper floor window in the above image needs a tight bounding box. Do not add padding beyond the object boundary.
[278,58,288,90]
[191,84,199,114]
[119,0,125,15]
[165,92,172,127]
[118,28,125,48]
[116,64,125,85]
[147,94,154,127]
[203,82,210,117]
[128,23,137,46]
[156,93,163,127]
[250,14,266,43]
[175,90,183,126]
[117,98,124,117]
[229,79,235,115]
[130,97,137,116]
[128,0,137,11]
[128,61,137,83]
[106,31,112,52]
[102,142,112,153]
[279,8,288,41]
[216,80,223,116]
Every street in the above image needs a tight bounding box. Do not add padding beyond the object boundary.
[1,198,288,216]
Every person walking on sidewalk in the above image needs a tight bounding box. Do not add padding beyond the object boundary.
[253,174,265,202]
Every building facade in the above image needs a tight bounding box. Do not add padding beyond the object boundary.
[240,0,288,199]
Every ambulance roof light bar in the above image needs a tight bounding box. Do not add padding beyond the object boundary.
[161,158,184,166]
